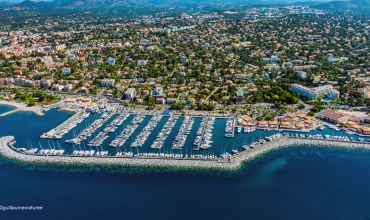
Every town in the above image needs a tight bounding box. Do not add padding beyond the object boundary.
[0,5,370,133]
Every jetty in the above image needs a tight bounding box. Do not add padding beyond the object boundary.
[0,109,19,117]
[2,135,370,170]
[40,112,83,138]
[172,117,193,149]
[151,116,177,149]
[193,117,215,150]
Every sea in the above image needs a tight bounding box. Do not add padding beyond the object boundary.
[1,104,370,219]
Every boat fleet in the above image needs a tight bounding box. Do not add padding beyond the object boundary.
[108,115,144,147]
[151,116,178,149]
[225,119,233,138]
[130,115,163,148]
[172,116,194,149]
[51,112,90,140]
[193,117,215,150]
[33,108,370,159]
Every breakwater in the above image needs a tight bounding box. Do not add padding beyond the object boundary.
[1,135,370,170]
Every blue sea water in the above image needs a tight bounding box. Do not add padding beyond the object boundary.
[1,106,370,219]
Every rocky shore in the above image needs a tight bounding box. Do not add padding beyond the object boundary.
[1,136,370,170]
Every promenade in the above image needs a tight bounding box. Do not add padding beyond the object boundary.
[1,136,370,170]
[0,100,44,116]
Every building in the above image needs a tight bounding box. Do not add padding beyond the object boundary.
[61,67,71,75]
[125,88,136,100]
[167,98,178,104]
[326,89,340,99]
[100,79,115,87]
[235,89,244,103]
[156,97,165,105]
[317,110,349,123]
[152,87,164,97]
[290,84,339,100]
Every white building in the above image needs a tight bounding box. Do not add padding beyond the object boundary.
[125,88,136,100]
[291,84,339,100]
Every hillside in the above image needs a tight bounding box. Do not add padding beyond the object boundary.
[315,0,370,13]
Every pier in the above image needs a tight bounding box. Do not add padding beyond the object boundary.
[193,117,215,150]
[194,117,211,150]
[232,118,235,137]
[40,112,83,139]
[151,116,177,149]
[172,117,193,150]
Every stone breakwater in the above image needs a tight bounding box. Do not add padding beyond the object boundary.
[1,136,370,170]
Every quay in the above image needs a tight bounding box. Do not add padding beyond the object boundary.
[1,136,370,170]
[40,112,83,139]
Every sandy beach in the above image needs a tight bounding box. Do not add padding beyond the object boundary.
[0,100,44,116]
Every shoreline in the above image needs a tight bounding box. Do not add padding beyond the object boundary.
[0,100,44,116]
[1,136,370,171]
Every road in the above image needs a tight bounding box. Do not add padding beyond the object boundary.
[205,87,219,100]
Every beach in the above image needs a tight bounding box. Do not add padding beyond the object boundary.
[0,100,44,116]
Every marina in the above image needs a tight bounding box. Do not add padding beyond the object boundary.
[3,106,370,165]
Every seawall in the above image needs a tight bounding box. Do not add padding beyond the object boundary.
[1,136,370,170]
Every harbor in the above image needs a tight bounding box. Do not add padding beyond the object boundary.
[2,104,370,169]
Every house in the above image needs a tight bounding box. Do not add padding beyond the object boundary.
[167,98,179,104]
[80,86,89,94]
[152,87,164,97]
[61,67,71,75]
[14,70,22,75]
[204,64,213,70]
[63,84,73,91]
[97,59,104,65]
[188,98,196,104]
[137,60,148,66]
[142,89,149,96]
[52,84,64,91]
[156,97,165,105]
